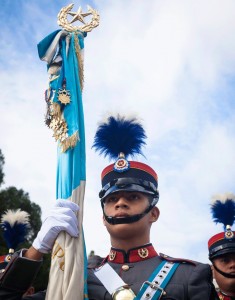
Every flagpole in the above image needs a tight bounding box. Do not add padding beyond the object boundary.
[37,4,100,299]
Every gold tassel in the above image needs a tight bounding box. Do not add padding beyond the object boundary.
[74,34,84,91]
[52,102,62,118]
[60,130,80,152]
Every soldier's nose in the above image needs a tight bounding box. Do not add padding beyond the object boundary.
[229,259,235,269]
[115,196,128,208]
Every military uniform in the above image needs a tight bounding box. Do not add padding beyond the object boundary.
[0,244,218,299]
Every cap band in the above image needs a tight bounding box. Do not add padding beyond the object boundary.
[101,161,158,182]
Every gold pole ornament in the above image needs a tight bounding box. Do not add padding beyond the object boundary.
[57,3,100,32]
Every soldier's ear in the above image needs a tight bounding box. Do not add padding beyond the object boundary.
[210,264,215,276]
[150,207,160,223]
[102,214,106,226]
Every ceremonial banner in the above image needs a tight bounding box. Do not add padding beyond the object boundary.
[38,4,99,299]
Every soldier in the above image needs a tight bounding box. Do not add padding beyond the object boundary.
[0,209,30,272]
[208,193,235,300]
[0,209,36,298]
[0,115,218,299]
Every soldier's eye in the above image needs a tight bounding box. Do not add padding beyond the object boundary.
[129,194,139,200]
[105,197,117,204]
[220,257,230,264]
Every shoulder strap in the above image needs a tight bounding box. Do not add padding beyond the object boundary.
[135,260,180,300]
[95,260,180,300]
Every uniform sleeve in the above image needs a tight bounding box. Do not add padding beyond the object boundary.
[0,251,42,300]
[187,263,219,300]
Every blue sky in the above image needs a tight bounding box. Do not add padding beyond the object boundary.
[1,0,235,263]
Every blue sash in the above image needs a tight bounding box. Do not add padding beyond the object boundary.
[135,260,180,300]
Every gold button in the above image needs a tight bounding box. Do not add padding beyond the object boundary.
[121,265,130,271]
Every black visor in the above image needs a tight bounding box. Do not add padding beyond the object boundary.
[99,177,159,200]
[209,242,235,260]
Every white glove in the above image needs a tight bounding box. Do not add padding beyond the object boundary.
[33,200,79,254]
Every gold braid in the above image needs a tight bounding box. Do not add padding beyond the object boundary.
[74,34,84,92]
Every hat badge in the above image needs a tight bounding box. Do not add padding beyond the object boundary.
[113,152,130,173]
[225,225,234,239]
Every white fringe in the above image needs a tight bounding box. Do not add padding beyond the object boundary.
[1,209,30,226]
[211,192,235,204]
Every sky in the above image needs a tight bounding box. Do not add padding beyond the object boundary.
[0,0,235,264]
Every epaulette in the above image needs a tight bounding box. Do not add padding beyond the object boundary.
[88,255,106,269]
[159,253,197,266]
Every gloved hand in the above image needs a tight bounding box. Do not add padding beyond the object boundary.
[32,200,79,254]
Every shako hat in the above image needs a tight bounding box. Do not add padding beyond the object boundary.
[208,193,235,260]
[92,114,159,225]
[0,209,30,272]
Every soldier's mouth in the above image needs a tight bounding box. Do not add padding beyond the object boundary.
[114,213,130,218]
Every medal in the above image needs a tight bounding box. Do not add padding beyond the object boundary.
[112,286,135,300]
[57,78,71,105]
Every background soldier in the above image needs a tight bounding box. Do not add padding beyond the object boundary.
[208,193,235,300]
[0,209,36,298]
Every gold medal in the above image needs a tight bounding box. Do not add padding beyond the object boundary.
[58,88,71,105]
[57,78,71,105]
[112,286,135,300]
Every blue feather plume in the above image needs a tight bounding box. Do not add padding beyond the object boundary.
[211,193,235,230]
[1,210,30,250]
[93,115,146,160]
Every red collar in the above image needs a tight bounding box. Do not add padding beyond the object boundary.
[106,244,158,263]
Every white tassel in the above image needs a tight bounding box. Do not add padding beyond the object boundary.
[211,192,235,204]
[1,209,30,227]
